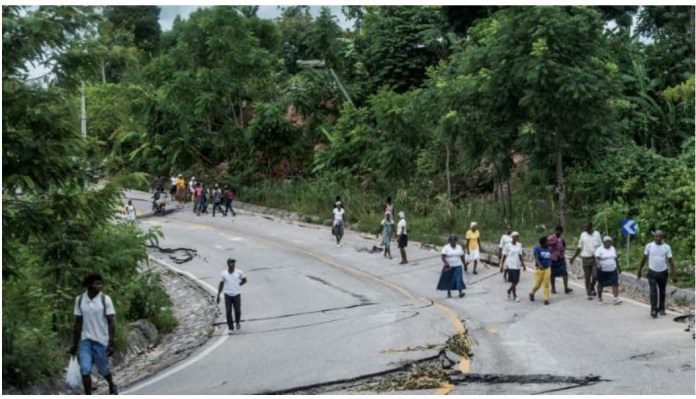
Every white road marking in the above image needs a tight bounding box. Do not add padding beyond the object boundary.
[123,257,228,394]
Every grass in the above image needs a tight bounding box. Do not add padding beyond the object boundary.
[239,178,694,288]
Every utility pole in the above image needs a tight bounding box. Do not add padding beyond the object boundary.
[81,81,87,138]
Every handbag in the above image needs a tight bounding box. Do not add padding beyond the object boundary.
[443,264,452,273]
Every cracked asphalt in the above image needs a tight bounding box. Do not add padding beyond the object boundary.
[122,192,694,395]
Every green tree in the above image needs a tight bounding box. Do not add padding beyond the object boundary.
[469,7,621,225]
[354,6,442,93]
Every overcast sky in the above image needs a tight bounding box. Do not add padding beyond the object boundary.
[159,5,354,31]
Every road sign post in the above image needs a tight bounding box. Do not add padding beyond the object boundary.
[621,218,637,269]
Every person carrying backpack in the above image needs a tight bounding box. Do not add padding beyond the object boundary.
[68,274,118,395]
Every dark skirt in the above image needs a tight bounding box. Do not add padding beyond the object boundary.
[437,265,466,291]
[332,222,344,237]
[507,269,521,284]
[398,234,408,248]
[597,269,619,287]
[551,259,567,277]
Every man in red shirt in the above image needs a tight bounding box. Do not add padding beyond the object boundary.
[547,225,573,295]
[193,182,204,216]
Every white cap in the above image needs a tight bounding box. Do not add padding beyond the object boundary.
[470,222,478,228]
[191,176,196,180]
[511,231,520,237]
[603,236,612,242]
[398,211,405,218]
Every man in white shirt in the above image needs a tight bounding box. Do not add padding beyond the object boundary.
[397,211,408,264]
[637,230,678,318]
[498,225,513,282]
[500,232,526,302]
[332,202,345,247]
[570,222,602,300]
[69,274,118,395]
[217,259,248,333]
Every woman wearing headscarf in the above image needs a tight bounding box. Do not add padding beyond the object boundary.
[595,236,622,305]
[437,235,466,298]
[379,212,395,259]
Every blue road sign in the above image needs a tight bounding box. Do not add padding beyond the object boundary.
[621,218,637,236]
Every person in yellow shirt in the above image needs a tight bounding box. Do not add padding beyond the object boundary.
[465,222,481,274]
[175,174,186,206]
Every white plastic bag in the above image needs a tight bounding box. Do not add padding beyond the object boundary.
[65,356,82,389]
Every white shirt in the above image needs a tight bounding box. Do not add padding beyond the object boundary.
[577,231,602,257]
[126,205,136,220]
[189,180,196,192]
[220,269,246,296]
[499,234,512,249]
[333,208,345,226]
[73,292,116,346]
[595,246,618,272]
[503,242,524,270]
[170,177,177,186]
[442,244,465,267]
[644,242,673,272]
[397,219,407,235]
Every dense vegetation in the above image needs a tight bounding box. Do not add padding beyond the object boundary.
[2,6,176,390]
[3,5,694,388]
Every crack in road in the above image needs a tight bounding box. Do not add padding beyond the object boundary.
[305,274,372,304]
[263,350,606,395]
[147,245,198,264]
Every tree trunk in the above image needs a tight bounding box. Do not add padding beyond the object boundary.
[554,124,566,227]
[506,177,513,219]
[445,141,451,200]
[101,59,106,84]
[690,6,695,62]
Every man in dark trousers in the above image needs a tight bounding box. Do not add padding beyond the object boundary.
[69,274,118,395]
[217,258,247,333]
[637,230,678,318]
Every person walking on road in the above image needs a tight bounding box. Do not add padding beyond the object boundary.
[637,230,678,318]
[385,196,394,216]
[501,232,526,302]
[170,175,177,196]
[212,184,225,217]
[193,182,204,216]
[465,222,481,274]
[224,186,236,217]
[125,200,136,222]
[548,225,572,295]
[332,202,345,247]
[397,211,408,264]
[498,225,513,282]
[595,236,622,305]
[530,236,552,305]
[188,176,197,204]
[175,174,186,206]
[217,259,247,333]
[570,222,602,300]
[438,235,466,298]
[379,212,396,259]
[69,274,118,395]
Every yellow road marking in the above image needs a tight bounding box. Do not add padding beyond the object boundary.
[484,325,498,334]
[434,383,454,395]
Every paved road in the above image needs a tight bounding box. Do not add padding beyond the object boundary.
[122,192,694,395]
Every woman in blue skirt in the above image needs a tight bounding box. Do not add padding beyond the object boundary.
[594,236,622,305]
[438,235,466,298]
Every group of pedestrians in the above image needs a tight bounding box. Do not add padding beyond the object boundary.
[433,219,679,320]
[164,174,237,217]
[335,196,409,263]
